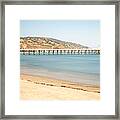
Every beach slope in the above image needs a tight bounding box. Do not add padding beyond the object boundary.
[20,74,100,100]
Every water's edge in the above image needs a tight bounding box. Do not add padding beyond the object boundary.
[20,55,100,86]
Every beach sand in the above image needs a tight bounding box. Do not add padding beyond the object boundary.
[20,74,100,100]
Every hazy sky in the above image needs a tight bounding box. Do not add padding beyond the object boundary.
[20,20,100,48]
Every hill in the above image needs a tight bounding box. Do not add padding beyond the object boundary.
[20,37,89,49]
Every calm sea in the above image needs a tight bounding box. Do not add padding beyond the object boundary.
[20,55,100,86]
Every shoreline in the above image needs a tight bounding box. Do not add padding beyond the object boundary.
[20,74,100,100]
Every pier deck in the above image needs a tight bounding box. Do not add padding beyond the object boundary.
[20,49,100,55]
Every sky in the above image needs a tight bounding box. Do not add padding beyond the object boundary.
[20,20,100,48]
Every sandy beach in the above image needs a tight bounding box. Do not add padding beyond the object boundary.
[20,74,100,100]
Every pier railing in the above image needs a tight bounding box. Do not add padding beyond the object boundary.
[20,49,100,55]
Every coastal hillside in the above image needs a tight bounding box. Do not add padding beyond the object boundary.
[20,37,88,49]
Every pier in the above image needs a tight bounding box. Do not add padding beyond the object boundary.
[20,49,100,55]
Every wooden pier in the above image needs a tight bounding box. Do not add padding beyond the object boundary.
[20,49,100,55]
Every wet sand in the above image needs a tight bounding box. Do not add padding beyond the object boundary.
[20,74,100,100]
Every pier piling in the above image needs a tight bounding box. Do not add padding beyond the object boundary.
[20,49,100,55]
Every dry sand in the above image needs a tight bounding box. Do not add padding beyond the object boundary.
[20,74,100,100]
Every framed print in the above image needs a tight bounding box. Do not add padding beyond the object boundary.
[0,0,119,119]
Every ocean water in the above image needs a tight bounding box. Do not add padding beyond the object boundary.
[20,55,100,86]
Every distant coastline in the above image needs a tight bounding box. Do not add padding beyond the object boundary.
[20,36,89,49]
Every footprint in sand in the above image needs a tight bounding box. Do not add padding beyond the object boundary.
[41,83,45,85]
[46,84,54,86]
[27,79,32,82]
